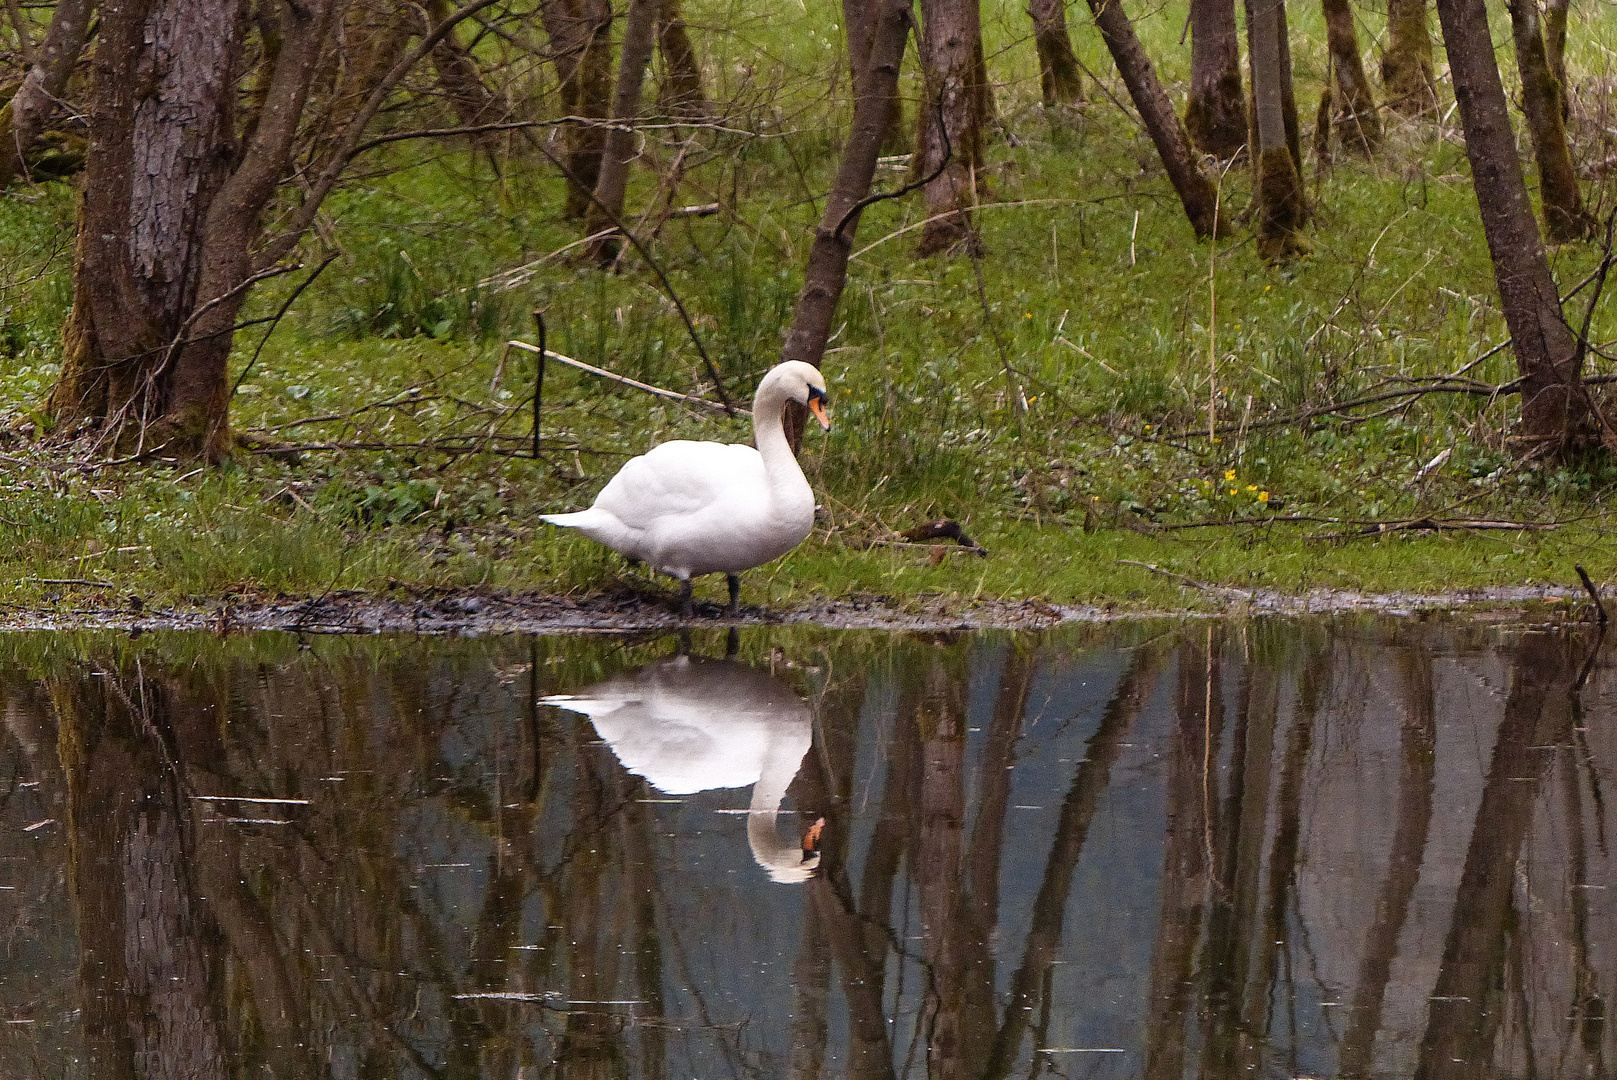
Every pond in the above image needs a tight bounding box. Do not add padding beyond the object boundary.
[0,616,1609,1079]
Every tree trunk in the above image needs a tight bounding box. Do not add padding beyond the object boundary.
[50,0,363,461]
[1381,0,1437,115]
[584,0,659,264]
[1185,0,1247,159]
[0,0,92,189]
[1249,0,1308,258]
[1545,0,1569,119]
[427,0,505,146]
[778,0,911,370]
[1508,0,1592,241]
[1084,0,1222,237]
[537,0,615,219]
[655,0,707,117]
[1029,0,1084,109]
[1436,0,1597,451]
[914,0,986,255]
[1322,0,1382,153]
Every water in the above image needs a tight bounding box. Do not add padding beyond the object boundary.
[0,616,1609,1078]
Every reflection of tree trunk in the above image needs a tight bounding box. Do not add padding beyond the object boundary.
[914,0,987,255]
[56,667,230,1080]
[788,890,831,1080]
[915,655,969,1080]
[1341,645,1437,1078]
[1382,0,1437,115]
[983,645,1167,1080]
[1321,0,1382,154]
[1414,632,1580,1080]
[1084,0,1222,237]
[1205,657,1280,1078]
[1143,633,1222,1080]
[585,0,660,264]
[1563,723,1608,1072]
[1507,0,1592,241]
[1186,0,1248,158]
[1029,0,1084,108]
[810,874,897,1080]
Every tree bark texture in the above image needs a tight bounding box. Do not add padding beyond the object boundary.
[537,0,615,218]
[0,0,92,189]
[1435,0,1597,450]
[1322,0,1382,154]
[51,0,351,461]
[914,0,987,255]
[584,0,659,264]
[655,0,707,117]
[1029,0,1084,109]
[1185,0,1248,159]
[1381,0,1437,115]
[1545,0,1569,118]
[1249,0,1309,258]
[778,0,910,370]
[1085,0,1222,237]
[1508,0,1591,241]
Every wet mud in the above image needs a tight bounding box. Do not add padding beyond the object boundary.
[0,581,1592,634]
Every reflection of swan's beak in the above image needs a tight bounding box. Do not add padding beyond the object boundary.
[804,816,825,857]
[808,397,830,430]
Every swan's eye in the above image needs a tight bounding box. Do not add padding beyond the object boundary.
[807,385,827,402]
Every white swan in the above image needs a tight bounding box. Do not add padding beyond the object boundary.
[542,654,823,883]
[541,361,830,615]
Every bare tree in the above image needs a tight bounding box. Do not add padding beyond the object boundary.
[1249,0,1308,258]
[1507,0,1592,241]
[1084,0,1222,237]
[1185,0,1248,159]
[914,0,987,255]
[1321,0,1382,154]
[1029,0,1085,110]
[1436,0,1601,452]
[583,0,659,263]
[778,0,912,371]
[0,0,93,189]
[1381,0,1438,115]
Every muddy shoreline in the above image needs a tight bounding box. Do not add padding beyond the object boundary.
[0,583,1592,634]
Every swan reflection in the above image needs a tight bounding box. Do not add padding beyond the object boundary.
[543,654,822,883]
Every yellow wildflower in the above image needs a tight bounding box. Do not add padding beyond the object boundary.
[1259,491,1270,502]
[1224,469,1236,481]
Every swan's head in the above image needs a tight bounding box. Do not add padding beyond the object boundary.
[767,361,831,430]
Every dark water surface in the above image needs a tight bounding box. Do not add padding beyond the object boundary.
[0,617,1611,1079]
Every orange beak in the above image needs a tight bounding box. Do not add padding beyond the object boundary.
[808,397,831,430]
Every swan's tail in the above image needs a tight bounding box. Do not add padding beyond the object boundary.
[540,510,598,528]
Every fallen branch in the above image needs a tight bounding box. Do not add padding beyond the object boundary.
[1577,564,1608,626]
[499,340,747,415]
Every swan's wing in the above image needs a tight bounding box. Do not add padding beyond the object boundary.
[591,441,763,530]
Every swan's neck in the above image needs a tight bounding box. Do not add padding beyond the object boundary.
[747,728,819,883]
[751,379,805,489]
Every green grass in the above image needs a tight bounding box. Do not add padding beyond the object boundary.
[1,0,1616,617]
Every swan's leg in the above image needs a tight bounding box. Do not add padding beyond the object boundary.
[678,578,693,619]
[726,573,741,616]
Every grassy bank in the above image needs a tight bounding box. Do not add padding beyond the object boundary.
[1,0,1616,617]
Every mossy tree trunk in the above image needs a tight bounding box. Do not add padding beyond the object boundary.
[1321,0,1381,154]
[0,0,92,189]
[1545,0,1570,119]
[1249,0,1308,258]
[914,0,987,255]
[1246,0,1302,170]
[1435,0,1601,453]
[537,0,616,219]
[655,0,707,118]
[1029,0,1085,109]
[583,0,659,264]
[1381,0,1438,115]
[1185,0,1248,159]
[1084,0,1223,237]
[1507,0,1592,241]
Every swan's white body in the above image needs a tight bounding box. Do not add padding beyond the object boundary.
[543,655,820,883]
[541,362,830,599]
